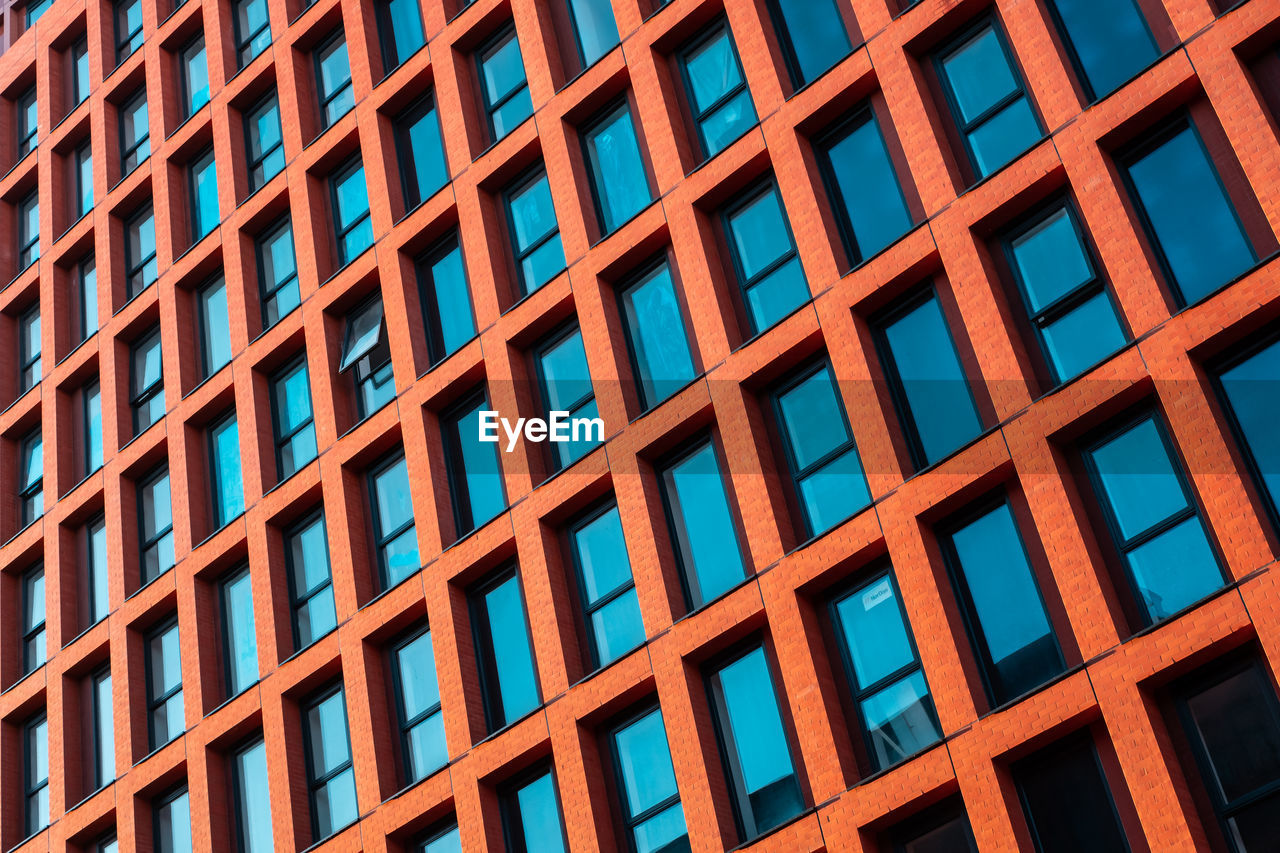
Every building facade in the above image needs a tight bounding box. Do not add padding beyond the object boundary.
[1,0,1279,850]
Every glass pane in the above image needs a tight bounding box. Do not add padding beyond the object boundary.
[1009,208,1094,313]
[200,279,231,374]
[212,418,245,525]
[404,102,447,203]
[492,87,534,140]
[184,39,209,113]
[235,740,274,853]
[1125,515,1223,621]
[798,449,870,534]
[589,587,645,665]
[1014,739,1129,853]
[508,174,558,251]
[142,472,173,539]
[822,114,914,260]
[728,186,795,282]
[940,27,1019,124]
[859,671,941,769]
[396,632,440,719]
[151,624,183,695]
[539,329,592,412]
[621,264,696,407]
[1040,291,1126,381]
[833,576,915,688]
[614,708,679,818]
[319,38,351,97]
[94,672,115,784]
[1229,789,1280,853]
[699,90,756,159]
[192,155,219,238]
[290,518,331,597]
[744,256,808,333]
[773,0,851,85]
[686,29,743,114]
[451,398,506,531]
[567,0,619,67]
[967,95,1041,177]
[422,826,462,853]
[340,299,383,371]
[1088,417,1188,541]
[315,768,358,837]
[297,587,337,646]
[571,505,632,602]
[157,792,192,853]
[263,225,297,291]
[423,241,475,357]
[382,0,424,67]
[1218,339,1280,515]
[306,691,351,777]
[1050,0,1156,98]
[585,104,652,232]
[479,573,539,725]
[663,442,747,605]
[634,803,690,853]
[373,457,414,537]
[1184,665,1280,805]
[481,32,527,103]
[89,519,109,622]
[223,571,259,694]
[276,363,313,434]
[776,366,849,471]
[406,711,447,781]
[334,164,370,231]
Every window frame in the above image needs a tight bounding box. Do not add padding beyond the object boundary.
[78,255,98,342]
[269,356,316,481]
[17,87,37,158]
[220,564,258,699]
[415,230,477,366]
[18,304,40,393]
[502,165,564,297]
[23,713,48,837]
[124,204,157,297]
[285,510,337,651]
[329,158,373,266]
[615,255,698,412]
[208,412,243,530]
[394,93,448,211]
[1208,331,1280,533]
[178,34,209,120]
[564,500,642,671]
[18,191,39,270]
[374,0,425,73]
[137,465,174,585]
[244,92,284,193]
[82,378,103,476]
[761,0,852,90]
[605,703,686,853]
[339,294,395,419]
[476,24,531,144]
[233,0,271,69]
[497,762,569,853]
[18,429,43,527]
[563,0,620,71]
[144,617,184,752]
[87,514,110,625]
[72,38,92,105]
[1042,0,1159,103]
[314,31,354,130]
[152,785,190,853]
[230,735,271,853]
[719,177,807,336]
[531,320,599,472]
[301,684,358,842]
[256,218,298,328]
[1011,731,1133,853]
[196,275,230,379]
[366,451,418,591]
[119,90,149,174]
[115,0,144,63]
[440,387,508,538]
[468,563,541,733]
[579,96,655,235]
[74,141,94,220]
[188,148,218,243]
[21,565,45,675]
[90,666,113,790]
[676,19,756,161]
[131,327,164,435]
[389,627,446,785]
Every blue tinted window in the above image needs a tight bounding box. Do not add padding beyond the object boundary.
[478,28,533,142]
[85,381,103,474]
[370,454,419,588]
[393,630,446,783]
[773,362,869,536]
[942,500,1064,704]
[876,290,982,469]
[19,432,42,527]
[1217,338,1280,523]
[341,297,395,418]
[584,101,653,233]
[222,568,259,696]
[73,40,91,105]
[92,668,113,788]
[536,326,600,469]
[936,22,1041,179]
[419,825,462,853]
[235,0,271,67]
[288,514,337,647]
[765,0,851,87]
[17,88,36,157]
[304,687,358,840]
[506,170,565,294]
[1122,120,1255,306]
[147,621,184,749]
[418,235,476,363]
[818,110,914,264]
[1047,0,1157,99]
[210,416,244,528]
[273,360,317,480]
[724,182,809,333]
[181,36,209,117]
[569,504,644,667]
[140,468,175,583]
[234,739,274,853]
[831,572,941,769]
[121,92,149,173]
[155,789,192,853]
[612,708,688,852]
[259,220,299,327]
[26,0,51,26]
[132,329,165,435]
[681,23,756,159]
[443,392,507,536]
[661,440,747,608]
[126,206,157,296]
[116,0,143,59]
[21,568,44,674]
[332,161,373,264]
[246,95,284,191]
[378,0,424,69]
[566,0,619,68]
[398,97,447,208]
[501,768,567,853]
[708,645,804,840]
[24,716,48,835]
[472,568,540,731]
[88,517,109,625]
[18,307,40,393]
[1083,415,1225,623]
[79,257,98,342]
[619,261,697,409]
[317,34,354,127]
[199,277,231,377]
[1004,203,1126,382]
[76,144,94,218]
[18,194,38,269]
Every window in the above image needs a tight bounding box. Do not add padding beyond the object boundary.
[764,0,851,88]
[154,787,191,853]
[396,96,448,209]
[139,467,175,584]
[18,306,40,393]
[72,39,91,105]
[234,0,271,68]
[24,715,48,836]
[938,498,1064,705]
[659,438,748,609]
[1000,200,1126,383]
[258,219,298,327]
[339,296,395,418]
[95,835,119,853]
[533,325,600,470]
[131,328,165,435]
[18,192,39,270]
[287,513,337,648]
[19,430,43,527]
[75,142,94,219]
[91,668,114,789]
[1119,117,1257,306]
[886,799,977,853]
[416,233,476,364]
[17,88,37,158]
[303,686,359,841]
[582,100,653,234]
[1011,733,1131,853]
[245,94,284,192]
[316,33,354,129]
[233,738,273,853]
[26,0,51,26]
[209,414,245,528]
[934,20,1042,180]
[369,453,419,589]
[1214,336,1280,527]
[271,359,317,480]
[1172,655,1280,852]
[442,391,507,537]
[873,288,983,470]
[84,380,103,474]
[376,0,424,72]
[180,36,209,118]
[415,824,462,853]
[567,503,644,669]
[120,91,149,173]
[195,277,232,378]
[721,181,808,335]
[1045,0,1157,100]
[189,149,218,242]
[146,619,184,750]
[617,260,696,410]
[565,0,619,68]
[1081,412,1225,624]
[87,516,109,624]
[830,570,941,770]
[498,766,568,853]
[331,159,373,265]
[504,168,565,295]
[125,205,157,297]
[477,26,532,143]
[679,22,757,160]
[470,566,540,732]
[391,629,446,784]
[706,644,804,840]
[78,256,98,341]
[770,362,869,537]
[222,567,259,696]
[116,0,144,62]
[22,567,45,674]
[818,110,914,268]
[608,706,689,852]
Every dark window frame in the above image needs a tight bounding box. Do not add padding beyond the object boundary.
[220,564,257,699]
[144,617,183,752]
[676,19,756,161]
[244,92,284,192]
[390,627,445,785]
[531,320,599,473]
[131,327,164,435]
[719,177,806,336]
[114,0,144,63]
[208,411,242,530]
[256,217,298,328]
[71,38,91,105]
[82,378,103,476]
[23,713,48,837]
[86,514,109,625]
[119,90,149,174]
[197,275,230,379]
[373,0,425,74]
[78,255,98,342]
[269,356,315,481]
[367,450,417,591]
[75,141,94,220]
[1041,0,1159,103]
[468,563,542,733]
[329,157,372,266]
[1208,330,1280,533]
[440,387,508,538]
[178,34,208,120]
[614,254,699,412]
[233,0,271,68]
[497,761,569,853]
[284,510,337,651]
[188,147,218,243]
[18,304,40,393]
[90,665,113,790]
[339,293,395,420]
[137,465,174,585]
[21,565,45,674]
[564,499,642,671]
[502,165,564,297]
[604,702,686,853]
[301,683,357,843]
[415,230,477,366]
[314,30,354,130]
[17,87,37,158]
[393,93,447,211]
[152,785,190,853]
[230,735,270,853]
[579,96,655,236]
[18,191,39,270]
[124,204,157,297]
[18,428,43,527]
[1011,730,1133,853]
[476,24,531,144]
[761,0,853,90]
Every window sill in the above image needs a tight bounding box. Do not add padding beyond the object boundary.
[6,515,42,546]
[586,198,661,251]
[62,615,108,650]
[625,372,707,430]
[471,704,546,750]
[416,334,481,381]
[2,149,35,182]
[112,281,157,317]
[380,760,453,806]
[55,330,99,368]
[182,362,231,401]
[358,569,423,612]
[724,804,817,853]
[125,566,175,602]
[119,417,163,453]
[374,44,428,90]
[1174,250,1280,316]
[262,456,319,498]
[501,267,567,316]
[319,243,376,287]
[304,109,354,152]
[165,102,210,141]
[683,123,761,180]
[1,664,45,697]
[728,296,816,355]
[7,826,48,853]
[278,625,340,667]
[204,681,260,718]
[56,209,93,244]
[1,385,38,417]
[554,43,624,95]
[299,819,361,853]
[66,782,115,815]
[781,46,858,103]
[336,396,397,441]
[109,156,151,193]
[193,513,245,550]
[472,113,535,163]
[132,733,188,769]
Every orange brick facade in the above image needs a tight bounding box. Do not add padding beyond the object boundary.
[1,0,1280,850]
